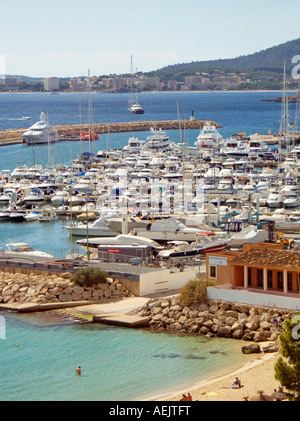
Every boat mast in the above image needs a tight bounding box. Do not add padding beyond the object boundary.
[279,59,290,153]
[87,69,92,153]
[79,95,83,156]
[129,54,134,107]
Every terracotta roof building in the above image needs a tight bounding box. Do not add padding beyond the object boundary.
[206,245,300,295]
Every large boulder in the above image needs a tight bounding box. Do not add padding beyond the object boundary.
[241,343,261,354]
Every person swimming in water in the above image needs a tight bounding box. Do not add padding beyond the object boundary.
[75,366,81,375]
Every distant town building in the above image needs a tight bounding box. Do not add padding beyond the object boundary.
[184,75,203,86]
[213,75,241,89]
[44,77,60,91]
[4,77,21,89]
[184,75,211,90]
[136,76,160,90]
[69,77,87,91]
[167,80,177,91]
[112,76,125,91]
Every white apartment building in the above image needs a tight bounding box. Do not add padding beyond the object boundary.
[44,77,60,91]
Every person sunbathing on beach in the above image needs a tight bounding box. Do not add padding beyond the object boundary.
[222,377,243,389]
[180,392,192,401]
[233,377,242,388]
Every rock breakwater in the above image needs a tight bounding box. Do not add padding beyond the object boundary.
[132,296,297,343]
[0,120,221,146]
[0,270,132,305]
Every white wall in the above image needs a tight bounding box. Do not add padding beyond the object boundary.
[139,267,199,296]
[207,287,300,311]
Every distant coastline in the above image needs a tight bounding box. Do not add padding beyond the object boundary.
[0,89,297,95]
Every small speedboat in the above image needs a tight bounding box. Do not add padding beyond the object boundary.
[24,210,40,222]
[9,211,26,222]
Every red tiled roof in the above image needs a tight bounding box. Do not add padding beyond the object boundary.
[230,248,300,270]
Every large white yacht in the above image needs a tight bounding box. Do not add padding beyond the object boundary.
[194,121,224,151]
[144,128,170,151]
[128,99,144,114]
[22,112,59,145]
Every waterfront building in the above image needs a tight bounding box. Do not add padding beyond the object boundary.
[206,243,300,310]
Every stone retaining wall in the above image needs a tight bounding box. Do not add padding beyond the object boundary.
[0,271,132,304]
[132,296,298,343]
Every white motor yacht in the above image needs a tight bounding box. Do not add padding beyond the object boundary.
[19,188,45,206]
[144,128,170,152]
[0,242,55,262]
[76,234,162,253]
[24,210,40,222]
[194,122,224,151]
[130,217,212,242]
[283,193,300,208]
[227,225,269,248]
[128,98,144,114]
[51,190,70,207]
[266,191,283,208]
[220,138,249,158]
[22,112,59,145]
[64,215,120,237]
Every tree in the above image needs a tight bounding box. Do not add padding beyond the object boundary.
[274,315,300,401]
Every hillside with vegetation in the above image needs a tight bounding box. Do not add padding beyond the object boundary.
[146,38,300,87]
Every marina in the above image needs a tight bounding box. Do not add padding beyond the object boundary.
[0,90,300,401]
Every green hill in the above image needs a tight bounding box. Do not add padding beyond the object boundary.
[147,38,300,82]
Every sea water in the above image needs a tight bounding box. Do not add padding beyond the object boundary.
[0,91,291,400]
[0,311,254,401]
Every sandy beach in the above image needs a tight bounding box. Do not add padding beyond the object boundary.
[155,351,283,401]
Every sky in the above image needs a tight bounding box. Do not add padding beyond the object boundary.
[1,0,300,78]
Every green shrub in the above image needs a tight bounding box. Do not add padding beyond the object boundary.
[70,267,107,287]
[179,277,209,306]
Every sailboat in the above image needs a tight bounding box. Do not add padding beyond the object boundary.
[128,55,144,114]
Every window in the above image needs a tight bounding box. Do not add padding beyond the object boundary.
[257,269,263,287]
[247,267,252,286]
[287,272,293,291]
[277,271,283,290]
[267,270,273,288]
[210,265,217,278]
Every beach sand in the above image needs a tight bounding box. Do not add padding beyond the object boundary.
[155,351,283,401]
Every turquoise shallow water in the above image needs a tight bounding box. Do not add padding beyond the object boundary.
[0,312,253,401]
